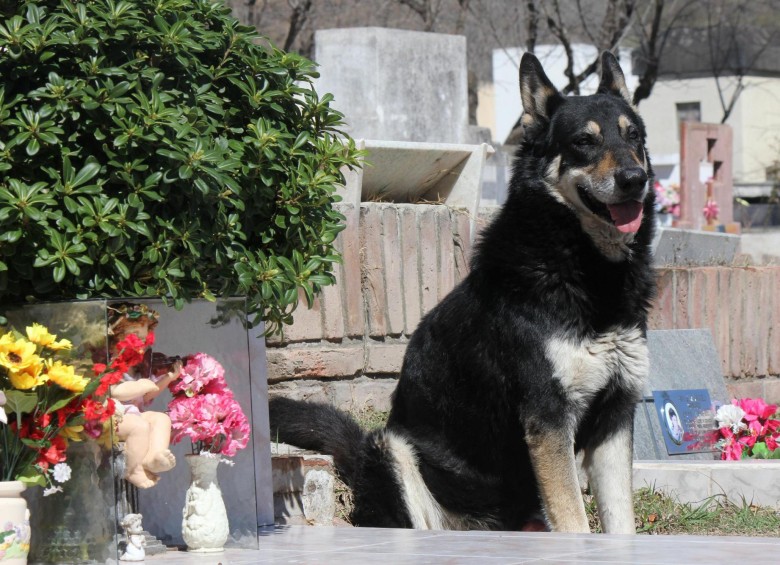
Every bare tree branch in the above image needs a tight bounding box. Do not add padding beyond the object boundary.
[575,0,598,45]
[283,0,313,52]
[526,0,539,53]
[544,0,636,96]
[544,0,579,93]
[705,0,778,123]
[398,0,441,31]
[455,0,470,34]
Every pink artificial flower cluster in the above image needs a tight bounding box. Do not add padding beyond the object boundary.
[167,353,250,457]
[653,181,680,216]
[702,199,720,223]
[716,398,780,461]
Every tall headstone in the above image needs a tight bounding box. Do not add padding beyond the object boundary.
[634,329,729,460]
[314,28,469,144]
[679,122,734,230]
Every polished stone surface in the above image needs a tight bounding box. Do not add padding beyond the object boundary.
[145,525,780,564]
[635,329,727,461]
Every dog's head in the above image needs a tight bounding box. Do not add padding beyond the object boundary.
[518,51,653,259]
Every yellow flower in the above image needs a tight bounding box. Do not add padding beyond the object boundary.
[46,360,89,393]
[48,338,73,351]
[8,356,45,390]
[59,425,84,442]
[0,332,14,353]
[26,323,72,350]
[26,323,55,346]
[0,338,39,372]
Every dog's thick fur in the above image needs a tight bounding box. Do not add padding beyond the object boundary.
[270,52,655,534]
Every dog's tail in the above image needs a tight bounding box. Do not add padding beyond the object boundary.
[268,396,366,485]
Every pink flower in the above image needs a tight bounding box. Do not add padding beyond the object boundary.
[736,398,777,421]
[718,398,780,459]
[170,353,227,396]
[722,437,744,460]
[166,352,249,456]
[703,199,720,222]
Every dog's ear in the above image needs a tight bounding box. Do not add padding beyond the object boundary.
[597,51,633,106]
[519,53,563,125]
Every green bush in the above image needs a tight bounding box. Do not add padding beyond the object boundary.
[0,0,361,332]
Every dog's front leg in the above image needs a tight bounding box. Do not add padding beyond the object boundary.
[582,425,636,534]
[526,428,590,533]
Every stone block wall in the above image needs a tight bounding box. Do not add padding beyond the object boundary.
[649,265,780,403]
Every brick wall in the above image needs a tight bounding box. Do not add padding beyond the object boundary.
[649,266,780,403]
[267,202,780,408]
[266,202,473,410]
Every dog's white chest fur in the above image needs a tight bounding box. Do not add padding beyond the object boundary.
[545,327,648,411]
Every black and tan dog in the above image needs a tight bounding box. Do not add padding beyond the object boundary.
[270,51,655,533]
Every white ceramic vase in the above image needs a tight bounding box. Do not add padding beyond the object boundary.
[657,212,673,227]
[0,481,30,565]
[181,455,229,553]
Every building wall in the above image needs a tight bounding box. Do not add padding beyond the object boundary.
[638,75,780,184]
[738,78,780,181]
[476,81,496,141]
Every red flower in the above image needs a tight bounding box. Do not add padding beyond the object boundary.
[95,369,125,397]
[92,363,107,375]
[83,397,116,423]
[37,436,67,466]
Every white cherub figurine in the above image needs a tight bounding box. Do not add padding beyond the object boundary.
[107,303,181,489]
[119,513,146,562]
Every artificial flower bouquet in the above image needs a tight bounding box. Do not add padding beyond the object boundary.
[0,324,116,495]
[167,353,250,459]
[653,181,681,216]
[714,398,780,460]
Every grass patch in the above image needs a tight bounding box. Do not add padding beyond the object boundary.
[352,407,389,431]
[587,486,780,536]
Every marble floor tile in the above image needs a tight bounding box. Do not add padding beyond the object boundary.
[144,526,780,565]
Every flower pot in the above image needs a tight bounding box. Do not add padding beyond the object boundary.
[181,455,229,552]
[657,212,673,227]
[0,481,30,565]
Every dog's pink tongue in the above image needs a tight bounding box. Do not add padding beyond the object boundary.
[607,201,644,233]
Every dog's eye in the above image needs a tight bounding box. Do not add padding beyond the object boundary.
[572,135,596,147]
[627,127,640,141]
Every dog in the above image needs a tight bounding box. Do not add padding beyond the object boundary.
[270,51,655,534]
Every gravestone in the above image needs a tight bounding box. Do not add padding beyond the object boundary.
[634,329,728,460]
[678,122,735,230]
[314,27,469,144]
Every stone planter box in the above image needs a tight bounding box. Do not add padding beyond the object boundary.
[633,460,780,508]
[3,298,273,560]
[651,227,740,266]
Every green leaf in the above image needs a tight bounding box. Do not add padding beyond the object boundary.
[17,468,46,487]
[53,263,66,282]
[72,162,100,187]
[114,259,130,279]
[3,390,38,415]
[46,394,79,414]
[26,137,40,156]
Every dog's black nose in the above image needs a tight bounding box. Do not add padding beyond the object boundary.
[614,167,648,195]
